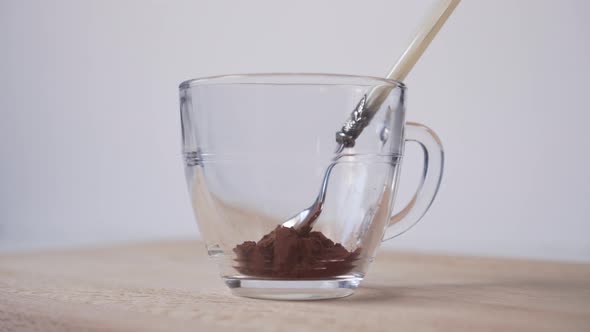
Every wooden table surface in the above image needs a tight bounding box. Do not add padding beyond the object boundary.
[1,240,589,331]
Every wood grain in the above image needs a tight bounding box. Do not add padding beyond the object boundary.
[1,240,589,331]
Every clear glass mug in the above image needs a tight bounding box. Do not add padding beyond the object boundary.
[180,74,443,300]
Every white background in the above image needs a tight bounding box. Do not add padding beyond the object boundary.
[1,0,589,261]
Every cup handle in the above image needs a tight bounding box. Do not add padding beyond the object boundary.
[382,122,445,241]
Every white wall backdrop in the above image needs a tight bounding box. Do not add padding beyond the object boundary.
[1,0,589,261]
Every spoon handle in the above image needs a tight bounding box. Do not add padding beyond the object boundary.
[387,0,461,82]
[336,0,461,148]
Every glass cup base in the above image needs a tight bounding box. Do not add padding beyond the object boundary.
[223,277,362,300]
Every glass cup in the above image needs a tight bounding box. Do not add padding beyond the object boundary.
[180,74,443,300]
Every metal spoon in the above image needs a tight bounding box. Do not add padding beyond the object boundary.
[280,97,365,234]
[282,0,461,233]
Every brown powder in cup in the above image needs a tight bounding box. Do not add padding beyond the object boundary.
[233,225,361,279]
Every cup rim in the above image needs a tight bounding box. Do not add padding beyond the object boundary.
[179,73,405,90]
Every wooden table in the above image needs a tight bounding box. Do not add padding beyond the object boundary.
[1,240,589,331]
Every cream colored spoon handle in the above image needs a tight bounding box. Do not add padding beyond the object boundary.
[335,0,461,148]
[387,0,461,81]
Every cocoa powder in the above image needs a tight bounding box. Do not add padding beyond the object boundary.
[233,226,360,278]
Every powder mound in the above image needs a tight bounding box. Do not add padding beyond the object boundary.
[233,226,361,279]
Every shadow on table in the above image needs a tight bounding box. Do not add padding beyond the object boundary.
[336,277,587,305]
